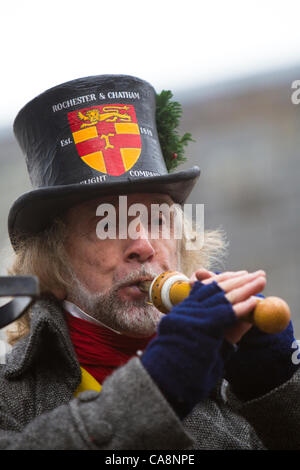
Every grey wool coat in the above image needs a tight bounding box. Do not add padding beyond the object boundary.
[0,295,299,450]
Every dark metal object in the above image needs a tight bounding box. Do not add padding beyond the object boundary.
[0,276,39,329]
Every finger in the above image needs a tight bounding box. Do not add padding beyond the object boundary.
[219,270,266,293]
[190,269,213,284]
[201,270,248,285]
[226,276,266,305]
[232,295,259,318]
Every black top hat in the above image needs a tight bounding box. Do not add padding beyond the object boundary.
[8,75,200,247]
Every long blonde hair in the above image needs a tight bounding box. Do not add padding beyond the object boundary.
[5,209,227,345]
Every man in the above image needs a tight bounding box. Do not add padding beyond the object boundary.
[1,75,300,449]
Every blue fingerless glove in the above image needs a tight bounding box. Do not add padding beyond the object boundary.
[224,318,300,401]
[141,281,237,419]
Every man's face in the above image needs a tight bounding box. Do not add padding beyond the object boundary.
[64,193,179,337]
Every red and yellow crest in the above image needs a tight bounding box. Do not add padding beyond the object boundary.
[68,104,141,176]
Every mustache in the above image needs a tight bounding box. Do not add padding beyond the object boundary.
[112,265,160,291]
[67,264,161,304]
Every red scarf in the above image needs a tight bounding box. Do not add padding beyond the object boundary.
[64,311,155,384]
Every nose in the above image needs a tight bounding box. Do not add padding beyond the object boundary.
[123,221,155,264]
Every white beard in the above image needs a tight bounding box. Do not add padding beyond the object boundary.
[65,266,164,338]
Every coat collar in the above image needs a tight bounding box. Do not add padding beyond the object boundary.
[4,295,81,384]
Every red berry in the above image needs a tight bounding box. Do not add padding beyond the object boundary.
[172,153,178,159]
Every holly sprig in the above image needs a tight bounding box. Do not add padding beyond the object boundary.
[156,90,193,172]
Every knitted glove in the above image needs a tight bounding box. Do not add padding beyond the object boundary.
[141,281,237,419]
[224,314,300,401]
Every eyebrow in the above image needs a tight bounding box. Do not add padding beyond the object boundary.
[93,195,172,207]
[146,196,173,205]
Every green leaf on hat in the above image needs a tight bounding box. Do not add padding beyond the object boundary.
[156,90,194,172]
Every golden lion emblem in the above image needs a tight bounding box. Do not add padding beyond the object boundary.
[78,106,131,128]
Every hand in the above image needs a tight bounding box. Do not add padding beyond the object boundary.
[141,280,239,418]
[224,320,299,401]
[190,269,267,344]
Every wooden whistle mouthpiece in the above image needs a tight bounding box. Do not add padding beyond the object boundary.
[139,271,291,334]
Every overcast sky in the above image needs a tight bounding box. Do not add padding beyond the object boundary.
[1,0,300,129]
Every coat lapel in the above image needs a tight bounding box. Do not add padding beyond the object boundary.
[4,295,81,399]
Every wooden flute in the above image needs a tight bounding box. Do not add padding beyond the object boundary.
[139,271,291,334]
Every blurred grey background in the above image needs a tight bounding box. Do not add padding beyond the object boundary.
[3,67,299,332]
[179,66,300,334]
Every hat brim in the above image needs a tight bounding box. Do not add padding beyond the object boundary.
[8,166,200,246]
